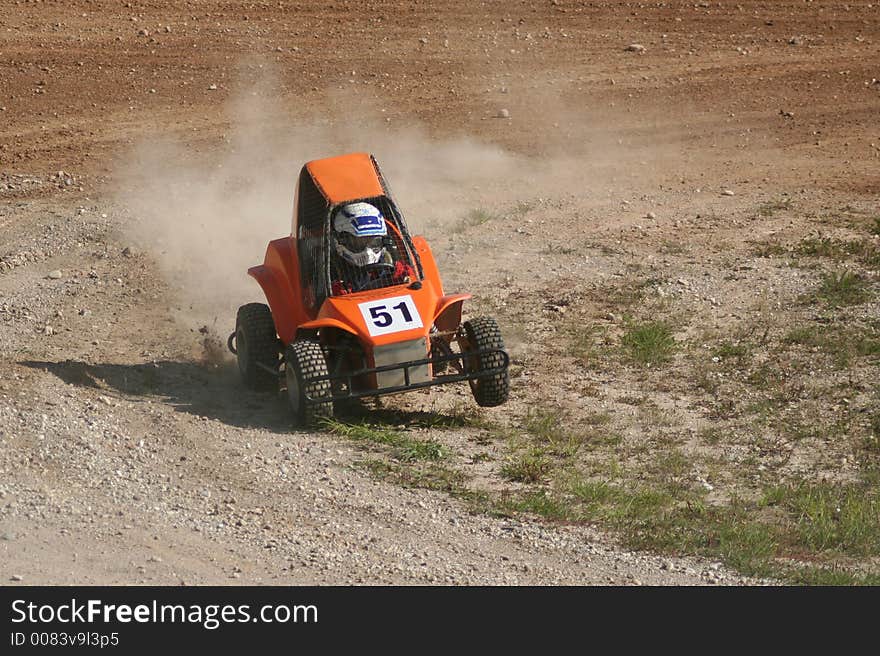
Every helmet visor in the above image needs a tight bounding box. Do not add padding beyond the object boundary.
[338,233,383,253]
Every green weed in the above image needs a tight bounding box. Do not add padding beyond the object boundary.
[622,321,677,365]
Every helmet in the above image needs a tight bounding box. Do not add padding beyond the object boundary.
[332,202,387,267]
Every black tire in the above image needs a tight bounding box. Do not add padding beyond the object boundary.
[461,317,509,407]
[235,303,280,391]
[285,340,333,428]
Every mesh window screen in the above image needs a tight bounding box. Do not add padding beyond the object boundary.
[296,170,330,310]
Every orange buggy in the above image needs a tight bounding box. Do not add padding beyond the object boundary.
[228,152,509,426]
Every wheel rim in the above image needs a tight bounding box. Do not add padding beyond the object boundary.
[286,362,301,414]
[236,328,249,377]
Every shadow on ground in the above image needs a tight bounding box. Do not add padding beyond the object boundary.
[20,359,476,432]
[20,359,293,430]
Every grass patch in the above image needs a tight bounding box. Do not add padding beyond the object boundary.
[500,449,552,483]
[712,340,753,366]
[504,479,781,576]
[783,324,880,367]
[797,236,880,268]
[757,198,792,217]
[541,242,578,256]
[762,482,880,558]
[351,403,487,430]
[751,241,789,258]
[523,407,564,441]
[565,323,603,365]
[324,419,447,462]
[621,320,677,365]
[501,489,577,521]
[811,270,872,308]
[496,473,880,583]
[454,207,497,233]
[522,406,595,458]
[593,276,660,311]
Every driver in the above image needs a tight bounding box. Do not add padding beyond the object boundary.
[330,202,415,295]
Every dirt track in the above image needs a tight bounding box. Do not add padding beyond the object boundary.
[2,2,879,584]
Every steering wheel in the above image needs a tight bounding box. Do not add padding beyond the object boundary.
[352,262,395,291]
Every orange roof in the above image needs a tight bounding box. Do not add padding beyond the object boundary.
[305,152,385,205]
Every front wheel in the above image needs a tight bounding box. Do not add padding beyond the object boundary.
[461,317,509,407]
[285,340,334,428]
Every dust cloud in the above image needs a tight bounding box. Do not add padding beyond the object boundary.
[115,76,684,335]
[115,92,524,331]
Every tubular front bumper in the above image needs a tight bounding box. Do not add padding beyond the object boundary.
[302,348,509,402]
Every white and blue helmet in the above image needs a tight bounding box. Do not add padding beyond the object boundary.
[333,202,387,267]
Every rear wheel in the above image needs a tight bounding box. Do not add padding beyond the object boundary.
[285,340,334,428]
[235,303,279,391]
[461,317,509,407]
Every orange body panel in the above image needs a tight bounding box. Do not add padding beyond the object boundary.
[305,153,385,205]
[411,235,443,296]
[248,236,303,344]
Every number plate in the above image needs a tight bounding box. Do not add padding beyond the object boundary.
[358,295,424,337]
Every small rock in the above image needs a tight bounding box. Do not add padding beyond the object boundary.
[122,246,136,257]
[496,108,510,118]
[625,44,646,53]
[418,37,428,44]
[10,574,23,582]
[721,189,735,196]
[47,270,63,279]
[137,28,150,37]
[208,84,218,91]
[645,211,656,219]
